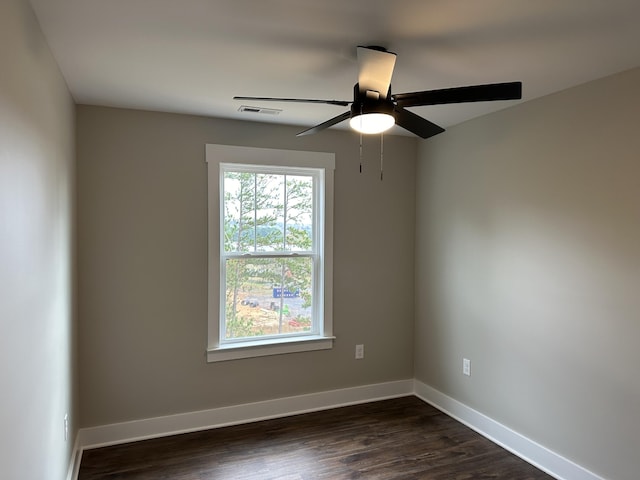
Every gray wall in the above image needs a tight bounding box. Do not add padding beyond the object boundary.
[76,106,417,427]
[415,67,640,480]
[0,1,76,479]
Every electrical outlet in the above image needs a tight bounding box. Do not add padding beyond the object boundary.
[463,358,471,376]
[64,413,69,441]
[355,344,364,359]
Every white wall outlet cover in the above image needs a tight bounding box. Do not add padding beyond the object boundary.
[463,358,471,376]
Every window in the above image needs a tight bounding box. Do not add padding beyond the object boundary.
[206,144,335,362]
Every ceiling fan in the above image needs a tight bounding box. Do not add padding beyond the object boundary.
[234,46,522,139]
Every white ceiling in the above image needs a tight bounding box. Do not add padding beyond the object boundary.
[29,0,640,136]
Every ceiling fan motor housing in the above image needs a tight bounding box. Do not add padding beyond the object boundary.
[350,83,395,118]
[350,98,395,118]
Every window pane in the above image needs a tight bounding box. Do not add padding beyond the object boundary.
[285,175,313,251]
[255,173,285,252]
[223,171,255,252]
[224,256,314,340]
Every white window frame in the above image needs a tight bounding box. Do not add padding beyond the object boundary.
[206,144,335,362]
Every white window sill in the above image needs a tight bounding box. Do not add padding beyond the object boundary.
[207,335,335,362]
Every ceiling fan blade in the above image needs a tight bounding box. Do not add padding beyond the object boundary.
[234,96,351,107]
[394,81,522,107]
[394,106,445,139]
[357,46,397,99]
[296,111,351,137]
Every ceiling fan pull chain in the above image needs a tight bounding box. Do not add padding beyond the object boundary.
[359,131,363,173]
[359,103,364,173]
[380,133,384,181]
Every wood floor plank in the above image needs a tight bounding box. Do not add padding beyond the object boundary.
[78,396,553,480]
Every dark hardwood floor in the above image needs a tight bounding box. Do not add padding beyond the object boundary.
[79,396,553,479]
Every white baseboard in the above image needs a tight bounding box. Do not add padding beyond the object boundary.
[78,379,414,450]
[66,434,82,480]
[413,380,604,480]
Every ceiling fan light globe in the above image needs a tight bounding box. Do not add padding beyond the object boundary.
[349,113,395,134]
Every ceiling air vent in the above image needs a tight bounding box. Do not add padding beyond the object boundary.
[238,105,282,115]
